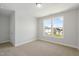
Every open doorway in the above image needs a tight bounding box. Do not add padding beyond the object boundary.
[0,8,15,46]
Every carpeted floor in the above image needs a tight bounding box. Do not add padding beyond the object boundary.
[0,40,79,56]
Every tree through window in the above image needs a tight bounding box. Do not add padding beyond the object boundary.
[53,16,64,38]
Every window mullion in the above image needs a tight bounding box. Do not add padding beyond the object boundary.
[51,16,53,37]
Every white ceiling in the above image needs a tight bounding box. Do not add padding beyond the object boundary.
[0,3,79,17]
[32,3,79,17]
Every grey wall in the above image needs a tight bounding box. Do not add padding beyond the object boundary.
[37,9,78,48]
[14,5,37,46]
[15,11,37,46]
[77,8,79,48]
[0,14,10,43]
[10,11,15,45]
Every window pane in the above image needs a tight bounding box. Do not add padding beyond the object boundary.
[43,19,52,36]
[53,16,64,38]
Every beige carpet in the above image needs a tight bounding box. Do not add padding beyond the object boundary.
[0,40,79,56]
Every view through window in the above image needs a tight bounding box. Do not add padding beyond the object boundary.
[43,19,52,36]
[43,16,64,38]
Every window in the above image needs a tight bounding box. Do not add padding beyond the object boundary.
[43,19,52,37]
[53,16,64,38]
[43,16,64,38]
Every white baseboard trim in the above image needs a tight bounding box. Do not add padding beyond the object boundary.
[0,40,9,44]
[40,39,78,49]
[15,38,36,47]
